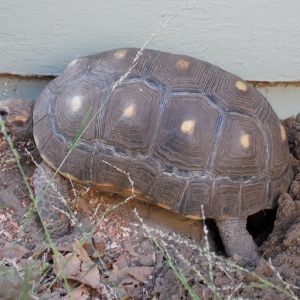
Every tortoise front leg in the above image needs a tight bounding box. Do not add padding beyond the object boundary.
[216,218,259,264]
[33,161,70,238]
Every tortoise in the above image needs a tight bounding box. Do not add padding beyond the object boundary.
[0,48,293,262]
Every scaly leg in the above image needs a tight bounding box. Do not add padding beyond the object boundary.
[216,218,259,263]
[33,161,70,238]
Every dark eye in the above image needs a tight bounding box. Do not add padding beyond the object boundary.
[12,120,24,127]
[0,110,8,118]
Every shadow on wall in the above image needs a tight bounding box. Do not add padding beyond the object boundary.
[0,74,54,101]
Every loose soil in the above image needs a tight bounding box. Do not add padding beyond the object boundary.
[0,115,299,299]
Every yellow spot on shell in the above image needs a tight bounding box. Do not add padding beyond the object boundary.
[71,96,82,112]
[186,214,202,220]
[181,119,196,134]
[114,49,128,59]
[123,104,136,118]
[157,203,171,210]
[240,133,250,148]
[176,59,190,69]
[236,81,248,92]
[280,124,287,141]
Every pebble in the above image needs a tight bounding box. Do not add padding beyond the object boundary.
[184,250,193,259]
[155,277,161,285]
[200,261,209,267]
[139,255,154,267]
[235,270,244,280]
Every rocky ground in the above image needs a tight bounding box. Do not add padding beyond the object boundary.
[0,115,299,299]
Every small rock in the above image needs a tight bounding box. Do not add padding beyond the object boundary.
[155,277,161,285]
[214,276,223,287]
[139,255,154,267]
[289,180,300,199]
[232,253,242,262]
[156,253,164,265]
[254,259,273,277]
[283,222,300,247]
[184,250,193,259]
[140,240,153,252]
[235,270,245,281]
[200,260,208,268]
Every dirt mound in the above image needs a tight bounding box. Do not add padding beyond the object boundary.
[0,115,300,299]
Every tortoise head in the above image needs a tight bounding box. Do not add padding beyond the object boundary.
[0,99,35,139]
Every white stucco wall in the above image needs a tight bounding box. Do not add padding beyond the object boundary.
[1,0,300,81]
[1,1,300,118]
[256,85,300,119]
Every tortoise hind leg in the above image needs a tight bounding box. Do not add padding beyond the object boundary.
[33,161,70,238]
[216,218,259,264]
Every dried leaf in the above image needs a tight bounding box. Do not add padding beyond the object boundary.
[120,276,139,286]
[126,267,154,283]
[72,239,95,266]
[109,264,154,285]
[92,233,106,257]
[39,292,62,300]
[0,242,28,259]
[62,286,91,299]
[112,287,129,298]
[115,253,129,270]
[33,244,73,261]
[56,244,73,252]
[109,264,138,285]
[123,240,139,256]
[32,247,50,260]
[109,264,129,282]
[106,262,113,269]
[76,197,93,214]
[82,241,94,256]
[53,239,100,288]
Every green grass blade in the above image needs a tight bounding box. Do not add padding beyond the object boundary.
[71,106,92,148]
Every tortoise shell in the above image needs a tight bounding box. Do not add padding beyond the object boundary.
[33,48,293,220]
